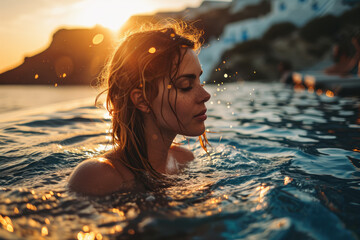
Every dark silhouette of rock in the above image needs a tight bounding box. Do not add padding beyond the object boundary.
[0,25,114,85]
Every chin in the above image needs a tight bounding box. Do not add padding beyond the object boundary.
[183,125,206,137]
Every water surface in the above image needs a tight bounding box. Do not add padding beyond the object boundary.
[0,83,359,239]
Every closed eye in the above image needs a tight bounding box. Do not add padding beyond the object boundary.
[180,86,192,91]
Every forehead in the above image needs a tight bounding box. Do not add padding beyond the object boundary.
[177,49,201,74]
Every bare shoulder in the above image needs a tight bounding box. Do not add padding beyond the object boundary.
[169,145,195,164]
[68,157,134,196]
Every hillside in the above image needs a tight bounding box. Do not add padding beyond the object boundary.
[207,5,360,83]
[0,26,113,85]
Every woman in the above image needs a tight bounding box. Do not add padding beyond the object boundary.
[68,23,211,196]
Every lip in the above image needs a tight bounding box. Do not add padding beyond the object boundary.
[194,109,207,121]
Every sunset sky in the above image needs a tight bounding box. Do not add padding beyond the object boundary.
[0,0,219,73]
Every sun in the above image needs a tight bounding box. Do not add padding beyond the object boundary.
[73,0,152,32]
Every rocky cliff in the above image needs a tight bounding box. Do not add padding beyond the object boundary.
[0,26,113,85]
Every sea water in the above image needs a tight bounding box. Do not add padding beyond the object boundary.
[0,83,359,239]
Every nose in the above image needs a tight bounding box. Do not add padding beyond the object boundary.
[198,85,211,103]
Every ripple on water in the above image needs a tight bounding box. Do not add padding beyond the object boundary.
[0,83,359,239]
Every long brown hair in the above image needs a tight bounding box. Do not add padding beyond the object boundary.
[96,21,203,187]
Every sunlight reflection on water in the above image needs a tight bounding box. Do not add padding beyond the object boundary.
[0,82,359,239]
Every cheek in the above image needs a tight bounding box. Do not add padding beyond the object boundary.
[170,93,193,117]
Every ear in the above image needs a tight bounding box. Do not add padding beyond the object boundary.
[130,88,150,113]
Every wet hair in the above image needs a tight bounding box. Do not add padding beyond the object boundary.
[96,21,204,188]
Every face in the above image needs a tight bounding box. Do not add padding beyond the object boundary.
[150,49,211,137]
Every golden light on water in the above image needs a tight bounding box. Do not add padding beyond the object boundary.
[0,215,14,233]
[256,185,270,203]
[304,75,315,88]
[14,207,19,214]
[103,112,111,119]
[83,225,90,232]
[294,84,305,92]
[77,230,103,240]
[7,224,14,232]
[326,90,334,98]
[26,203,37,211]
[284,176,292,185]
[292,73,302,84]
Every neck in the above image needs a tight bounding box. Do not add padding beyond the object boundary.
[143,114,176,174]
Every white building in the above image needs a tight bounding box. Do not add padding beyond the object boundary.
[199,0,352,82]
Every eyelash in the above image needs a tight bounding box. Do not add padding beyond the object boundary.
[179,82,205,92]
[180,86,192,92]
